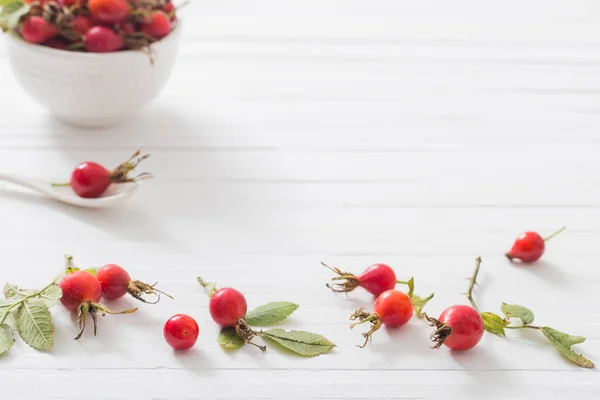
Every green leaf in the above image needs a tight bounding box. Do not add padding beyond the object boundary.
[217,327,245,350]
[0,2,28,32]
[16,298,53,351]
[84,268,97,276]
[38,285,62,308]
[406,277,415,298]
[3,310,17,331]
[245,302,299,326]
[481,312,507,337]
[0,325,15,355]
[501,303,535,325]
[261,329,336,357]
[542,326,594,368]
[3,283,62,308]
[4,283,33,300]
[411,293,434,317]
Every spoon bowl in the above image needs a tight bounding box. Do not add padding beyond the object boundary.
[0,172,139,208]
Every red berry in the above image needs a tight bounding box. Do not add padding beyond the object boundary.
[141,11,171,40]
[209,288,247,327]
[162,2,175,19]
[71,15,94,36]
[373,290,413,327]
[59,271,102,312]
[324,262,396,297]
[59,0,78,6]
[89,0,131,24]
[430,305,484,351]
[350,289,413,348]
[84,26,124,53]
[20,17,57,44]
[66,151,151,198]
[70,161,111,198]
[164,314,199,350]
[505,227,565,263]
[96,264,131,300]
[96,263,171,303]
[45,38,69,50]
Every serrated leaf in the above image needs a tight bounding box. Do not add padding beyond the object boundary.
[501,303,535,325]
[0,325,15,355]
[217,327,245,350]
[481,312,507,337]
[0,2,28,32]
[261,329,335,357]
[16,298,53,351]
[542,326,594,368]
[245,302,299,326]
[411,293,434,317]
[38,285,62,308]
[3,310,17,331]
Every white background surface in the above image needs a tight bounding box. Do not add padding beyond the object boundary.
[0,0,599,398]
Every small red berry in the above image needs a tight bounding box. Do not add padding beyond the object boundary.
[71,15,94,36]
[324,262,396,297]
[97,263,172,303]
[427,305,484,351]
[44,38,69,50]
[164,314,199,350]
[59,270,102,312]
[350,289,413,348]
[20,17,57,44]
[209,288,247,327]
[89,0,130,24]
[84,26,124,53]
[63,151,151,198]
[59,0,78,6]
[162,2,175,19]
[117,20,135,35]
[141,11,171,40]
[505,226,565,263]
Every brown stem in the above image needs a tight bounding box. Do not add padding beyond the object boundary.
[349,307,383,348]
[235,318,266,351]
[505,324,542,330]
[127,280,173,304]
[322,262,360,294]
[466,257,482,311]
[108,150,153,184]
[74,302,137,340]
[424,313,452,349]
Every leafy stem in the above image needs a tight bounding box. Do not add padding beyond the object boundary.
[0,281,57,326]
[505,324,541,330]
[466,256,481,311]
[197,276,217,298]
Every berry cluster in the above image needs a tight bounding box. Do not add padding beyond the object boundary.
[2,0,177,52]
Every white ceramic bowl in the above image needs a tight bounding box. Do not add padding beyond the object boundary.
[6,24,181,127]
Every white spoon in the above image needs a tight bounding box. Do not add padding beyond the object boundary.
[0,172,139,208]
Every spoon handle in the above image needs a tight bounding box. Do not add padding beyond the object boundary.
[0,172,54,196]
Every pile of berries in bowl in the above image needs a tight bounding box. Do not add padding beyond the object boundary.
[0,0,182,127]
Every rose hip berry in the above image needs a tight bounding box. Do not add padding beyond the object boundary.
[162,1,175,19]
[350,289,413,348]
[426,305,484,351]
[44,38,68,50]
[505,226,565,263]
[141,11,171,40]
[56,150,151,198]
[20,17,57,44]
[84,26,124,53]
[199,278,266,351]
[164,314,199,350]
[209,288,247,327]
[323,262,396,297]
[96,263,172,303]
[88,0,130,24]
[59,270,138,339]
[71,15,94,36]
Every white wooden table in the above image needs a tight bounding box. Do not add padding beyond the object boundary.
[0,0,599,398]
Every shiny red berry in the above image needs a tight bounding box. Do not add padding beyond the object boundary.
[70,161,111,198]
[89,0,130,24]
[324,262,396,297]
[429,305,484,351]
[84,26,124,53]
[209,288,247,327]
[141,11,171,40]
[505,227,565,263]
[20,16,57,44]
[59,271,102,312]
[96,264,131,300]
[164,314,199,350]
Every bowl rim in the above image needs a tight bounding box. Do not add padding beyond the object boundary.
[7,21,181,59]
